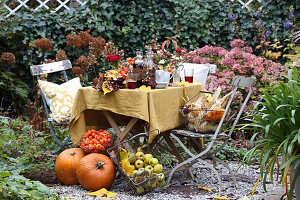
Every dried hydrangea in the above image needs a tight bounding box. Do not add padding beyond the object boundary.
[102,41,116,56]
[1,52,16,66]
[56,50,68,61]
[93,77,100,86]
[79,31,93,47]
[72,66,85,75]
[87,52,98,66]
[45,59,55,63]
[89,37,106,58]
[76,56,89,69]
[34,38,52,51]
[66,34,82,48]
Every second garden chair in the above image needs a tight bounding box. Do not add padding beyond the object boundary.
[165,76,256,192]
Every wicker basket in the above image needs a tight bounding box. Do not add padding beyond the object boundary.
[179,88,234,133]
[106,130,173,195]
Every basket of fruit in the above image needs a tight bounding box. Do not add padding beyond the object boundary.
[106,130,172,195]
[180,87,233,133]
[79,129,114,154]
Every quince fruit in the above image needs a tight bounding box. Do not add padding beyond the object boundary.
[157,173,165,181]
[135,160,144,169]
[137,147,143,152]
[151,181,157,190]
[149,158,158,167]
[143,154,153,165]
[145,165,153,172]
[136,152,144,160]
[157,180,166,187]
[128,153,137,164]
[136,186,144,194]
[153,164,163,174]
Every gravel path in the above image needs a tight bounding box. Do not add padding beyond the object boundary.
[50,160,285,200]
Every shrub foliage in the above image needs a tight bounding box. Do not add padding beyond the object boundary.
[0,0,297,100]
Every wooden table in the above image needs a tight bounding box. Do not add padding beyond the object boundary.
[69,84,204,147]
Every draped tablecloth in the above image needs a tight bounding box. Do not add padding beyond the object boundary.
[69,84,204,146]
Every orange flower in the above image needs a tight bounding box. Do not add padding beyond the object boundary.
[126,57,135,65]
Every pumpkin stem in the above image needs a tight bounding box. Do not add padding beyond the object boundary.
[70,151,76,156]
[95,162,104,169]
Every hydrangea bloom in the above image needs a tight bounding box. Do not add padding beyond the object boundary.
[181,39,287,108]
[230,39,246,48]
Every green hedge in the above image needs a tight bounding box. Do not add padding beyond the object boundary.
[0,0,298,103]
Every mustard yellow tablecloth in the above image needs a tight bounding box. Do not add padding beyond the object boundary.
[69,84,204,146]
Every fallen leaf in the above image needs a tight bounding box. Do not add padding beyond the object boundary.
[85,188,117,198]
[99,188,108,193]
[198,185,214,191]
[107,191,117,198]
[213,196,228,200]
[85,190,105,197]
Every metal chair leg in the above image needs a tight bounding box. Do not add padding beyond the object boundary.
[168,134,228,192]
[54,134,72,153]
[171,133,195,157]
[213,156,237,187]
[48,121,63,146]
[48,121,72,153]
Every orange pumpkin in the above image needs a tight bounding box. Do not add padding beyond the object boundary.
[55,148,85,185]
[205,108,226,122]
[76,153,116,191]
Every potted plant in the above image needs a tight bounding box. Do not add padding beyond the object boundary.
[243,66,300,200]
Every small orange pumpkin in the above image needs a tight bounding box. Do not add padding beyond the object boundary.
[55,148,85,185]
[205,108,226,122]
[76,153,116,191]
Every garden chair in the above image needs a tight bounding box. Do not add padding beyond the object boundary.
[30,60,77,153]
[165,76,256,192]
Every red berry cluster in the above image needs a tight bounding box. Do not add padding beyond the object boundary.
[80,129,113,154]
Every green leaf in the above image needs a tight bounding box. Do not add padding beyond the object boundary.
[0,171,11,178]
[265,124,270,134]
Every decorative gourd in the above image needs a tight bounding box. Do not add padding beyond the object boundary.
[55,148,85,185]
[205,108,225,122]
[76,153,116,191]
